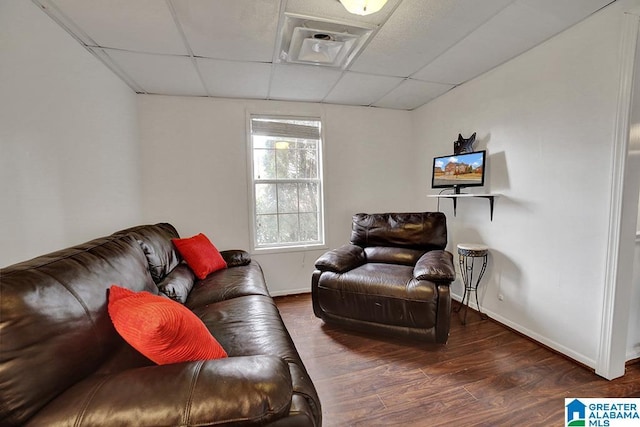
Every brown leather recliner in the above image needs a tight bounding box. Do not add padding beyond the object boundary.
[311,212,455,343]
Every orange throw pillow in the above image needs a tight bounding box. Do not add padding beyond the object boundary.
[172,233,227,279]
[108,285,227,365]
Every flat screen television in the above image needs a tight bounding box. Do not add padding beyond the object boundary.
[432,150,486,194]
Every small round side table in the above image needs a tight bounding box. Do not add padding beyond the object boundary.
[454,243,489,325]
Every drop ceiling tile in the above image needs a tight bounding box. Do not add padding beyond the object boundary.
[285,0,402,26]
[170,0,280,61]
[350,0,513,77]
[409,47,493,86]
[517,0,614,23]
[196,58,271,99]
[105,50,206,96]
[324,72,403,106]
[412,0,610,85]
[373,79,453,110]
[50,0,187,54]
[270,64,343,102]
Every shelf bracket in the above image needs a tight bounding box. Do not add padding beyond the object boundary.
[478,195,495,221]
[430,194,497,221]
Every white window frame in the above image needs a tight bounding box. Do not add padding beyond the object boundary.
[247,113,326,253]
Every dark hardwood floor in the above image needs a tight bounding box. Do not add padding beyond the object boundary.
[274,293,640,426]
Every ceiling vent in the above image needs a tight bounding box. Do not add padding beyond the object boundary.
[276,14,375,69]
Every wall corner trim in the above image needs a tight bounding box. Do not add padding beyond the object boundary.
[596,11,639,381]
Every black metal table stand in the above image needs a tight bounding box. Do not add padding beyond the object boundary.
[454,243,489,325]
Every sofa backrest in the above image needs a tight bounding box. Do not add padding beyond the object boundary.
[113,223,181,282]
[0,227,170,426]
[350,212,447,251]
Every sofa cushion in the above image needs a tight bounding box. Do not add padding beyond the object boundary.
[108,286,227,365]
[363,246,426,266]
[172,233,227,279]
[185,261,271,309]
[190,294,321,421]
[137,240,170,282]
[115,223,181,282]
[156,263,196,304]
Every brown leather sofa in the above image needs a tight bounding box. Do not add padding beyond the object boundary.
[311,212,455,343]
[0,223,321,426]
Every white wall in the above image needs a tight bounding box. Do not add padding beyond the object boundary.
[137,95,416,295]
[0,1,141,267]
[412,1,637,367]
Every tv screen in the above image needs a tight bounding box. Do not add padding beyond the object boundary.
[432,150,486,193]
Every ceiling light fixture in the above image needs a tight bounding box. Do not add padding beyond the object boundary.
[338,0,388,16]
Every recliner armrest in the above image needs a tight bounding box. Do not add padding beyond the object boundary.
[314,244,365,273]
[414,250,455,283]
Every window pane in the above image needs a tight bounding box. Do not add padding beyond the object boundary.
[253,148,275,179]
[276,145,298,179]
[278,213,299,243]
[277,183,298,213]
[299,213,319,241]
[255,183,277,214]
[298,148,317,178]
[253,136,276,149]
[298,182,318,213]
[256,214,278,245]
[298,140,316,149]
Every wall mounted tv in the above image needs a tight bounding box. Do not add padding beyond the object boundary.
[432,150,486,194]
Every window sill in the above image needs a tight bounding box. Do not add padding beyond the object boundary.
[251,244,328,256]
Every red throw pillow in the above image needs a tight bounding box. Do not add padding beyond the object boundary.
[171,233,227,279]
[108,285,227,365]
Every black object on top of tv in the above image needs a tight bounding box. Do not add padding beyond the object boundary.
[432,150,486,194]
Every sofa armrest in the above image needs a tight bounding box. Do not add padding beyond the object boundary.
[413,250,455,283]
[314,244,365,273]
[221,249,252,267]
[28,356,292,426]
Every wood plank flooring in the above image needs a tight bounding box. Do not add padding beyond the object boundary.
[274,293,640,426]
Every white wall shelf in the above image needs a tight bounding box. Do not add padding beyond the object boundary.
[428,193,499,221]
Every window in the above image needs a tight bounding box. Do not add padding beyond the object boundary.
[249,115,325,250]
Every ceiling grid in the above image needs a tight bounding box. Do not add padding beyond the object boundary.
[31,0,615,110]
